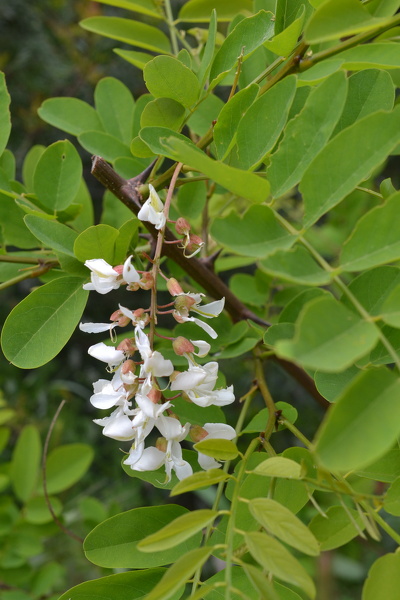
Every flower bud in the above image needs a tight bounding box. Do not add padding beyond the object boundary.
[147,387,162,404]
[139,272,154,290]
[113,264,124,275]
[117,337,136,356]
[175,217,191,235]
[172,336,195,356]
[121,359,137,382]
[110,309,130,328]
[167,277,184,296]
[156,437,167,452]
[189,425,208,442]
[174,294,196,313]
[132,308,150,328]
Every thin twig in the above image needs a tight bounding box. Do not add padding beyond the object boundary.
[42,400,84,543]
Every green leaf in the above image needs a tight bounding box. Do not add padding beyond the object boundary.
[363,553,400,600]
[198,9,217,87]
[245,531,316,599]
[381,284,400,327]
[342,265,400,316]
[242,402,298,434]
[73,224,120,264]
[40,444,94,495]
[178,0,253,22]
[78,131,131,162]
[259,245,332,286]
[268,72,348,198]
[33,140,82,212]
[337,41,400,69]
[94,0,162,18]
[249,498,320,556]
[141,129,271,202]
[186,93,224,136]
[94,77,135,145]
[275,296,379,372]
[253,457,302,479]
[211,205,295,257]
[355,447,400,483]
[10,425,41,502]
[274,0,312,34]
[278,288,328,323]
[144,56,200,108]
[58,569,174,600]
[214,84,259,160]
[0,73,11,157]
[242,564,281,600]
[305,0,391,43]
[383,477,400,516]
[193,439,239,461]
[177,178,207,220]
[84,505,202,568]
[301,107,400,227]
[145,546,213,600]
[0,149,15,180]
[38,97,103,136]
[314,366,360,403]
[114,49,154,69]
[137,509,218,552]
[140,98,186,131]
[24,215,77,257]
[236,75,297,170]
[1,276,88,368]
[340,192,400,272]
[314,368,400,471]
[25,495,62,524]
[209,11,275,88]
[80,16,171,54]
[333,69,395,135]
[265,5,305,56]
[309,506,364,551]
[170,469,231,496]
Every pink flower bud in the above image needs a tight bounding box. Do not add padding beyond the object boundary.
[173,336,195,356]
[113,265,124,275]
[189,425,208,442]
[133,308,150,327]
[167,277,184,296]
[121,359,136,376]
[139,272,154,290]
[147,388,162,404]
[117,338,136,356]
[110,309,130,327]
[175,217,191,235]
[156,437,167,453]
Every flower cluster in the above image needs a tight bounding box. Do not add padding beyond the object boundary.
[79,186,235,483]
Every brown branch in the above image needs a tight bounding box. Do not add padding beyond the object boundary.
[91,156,327,407]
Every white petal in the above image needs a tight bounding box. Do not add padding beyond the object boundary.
[88,342,125,366]
[198,452,221,470]
[128,446,166,472]
[191,340,211,357]
[84,259,117,277]
[95,412,134,441]
[79,322,117,334]
[203,423,236,440]
[187,317,218,339]
[170,367,207,391]
[135,327,151,359]
[193,298,225,319]
[144,351,174,377]
[148,184,164,212]
[123,256,140,284]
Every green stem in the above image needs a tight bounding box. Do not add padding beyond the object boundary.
[224,437,260,600]
[254,353,276,441]
[279,418,313,449]
[0,262,57,291]
[164,0,179,55]
[0,255,42,264]
[361,501,400,545]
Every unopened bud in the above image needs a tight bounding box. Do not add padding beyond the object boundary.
[110,309,130,327]
[173,336,195,356]
[175,217,191,235]
[121,359,136,378]
[117,337,136,356]
[156,437,167,452]
[133,308,150,327]
[189,425,208,442]
[113,265,124,275]
[167,277,184,296]
[139,272,154,290]
[147,387,161,404]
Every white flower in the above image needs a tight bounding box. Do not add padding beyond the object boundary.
[90,378,127,410]
[83,259,121,294]
[191,340,211,358]
[135,327,174,391]
[88,342,125,368]
[79,321,118,334]
[83,256,140,295]
[127,416,192,482]
[170,361,235,408]
[118,304,148,329]
[93,407,135,441]
[196,423,236,470]
[138,184,166,230]
[174,294,225,339]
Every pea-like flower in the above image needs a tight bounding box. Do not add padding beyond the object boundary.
[83,256,140,294]
[170,361,235,407]
[137,184,166,230]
